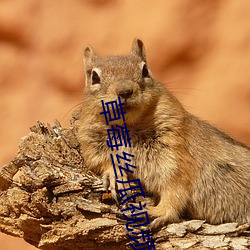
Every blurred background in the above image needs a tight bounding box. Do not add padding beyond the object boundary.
[0,1,250,249]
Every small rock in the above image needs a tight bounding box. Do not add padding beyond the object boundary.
[170,237,199,249]
[201,222,239,235]
[201,235,229,248]
[228,237,249,250]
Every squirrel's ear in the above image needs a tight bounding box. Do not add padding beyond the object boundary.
[83,45,98,71]
[131,38,147,63]
[83,46,99,86]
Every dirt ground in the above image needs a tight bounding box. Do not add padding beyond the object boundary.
[1,1,250,249]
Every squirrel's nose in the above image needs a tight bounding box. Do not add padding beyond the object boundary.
[117,89,133,99]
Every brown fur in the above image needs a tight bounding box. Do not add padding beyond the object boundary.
[78,39,250,229]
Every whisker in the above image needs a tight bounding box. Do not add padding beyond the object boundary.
[61,102,83,122]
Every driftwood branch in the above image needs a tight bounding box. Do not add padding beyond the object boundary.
[0,108,249,250]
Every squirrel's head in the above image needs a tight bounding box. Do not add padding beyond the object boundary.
[83,39,160,123]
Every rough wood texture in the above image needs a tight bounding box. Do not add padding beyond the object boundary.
[0,109,249,250]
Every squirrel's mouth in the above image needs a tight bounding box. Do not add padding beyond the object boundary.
[120,97,137,109]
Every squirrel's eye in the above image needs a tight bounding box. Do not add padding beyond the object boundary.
[91,70,100,85]
[142,63,149,78]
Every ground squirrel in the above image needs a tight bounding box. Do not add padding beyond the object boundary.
[78,38,250,229]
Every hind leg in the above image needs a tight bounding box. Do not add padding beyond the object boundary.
[146,187,189,229]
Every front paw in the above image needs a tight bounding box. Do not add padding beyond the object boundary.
[102,168,119,205]
[146,205,180,230]
[102,168,130,206]
[150,216,169,230]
